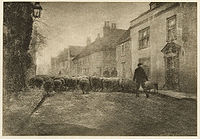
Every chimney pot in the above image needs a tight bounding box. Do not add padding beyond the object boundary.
[96,33,100,40]
[104,21,110,27]
[86,37,91,45]
[111,23,116,29]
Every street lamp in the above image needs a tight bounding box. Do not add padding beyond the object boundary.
[33,2,42,18]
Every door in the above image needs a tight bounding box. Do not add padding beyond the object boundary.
[165,54,179,90]
[162,42,180,90]
[166,56,179,90]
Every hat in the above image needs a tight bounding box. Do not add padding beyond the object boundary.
[138,63,143,66]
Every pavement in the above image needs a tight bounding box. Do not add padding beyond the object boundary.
[156,90,197,100]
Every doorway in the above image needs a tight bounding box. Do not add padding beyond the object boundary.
[161,42,180,90]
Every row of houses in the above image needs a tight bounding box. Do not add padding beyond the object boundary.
[51,2,197,93]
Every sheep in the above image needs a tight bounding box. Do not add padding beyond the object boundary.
[77,76,91,94]
[64,77,78,91]
[89,76,103,92]
[34,76,44,89]
[144,81,158,93]
[59,77,66,91]
[43,78,54,96]
[53,78,62,93]
[102,77,121,92]
[120,79,137,93]
[28,77,36,89]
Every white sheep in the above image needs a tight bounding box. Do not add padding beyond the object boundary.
[144,81,158,93]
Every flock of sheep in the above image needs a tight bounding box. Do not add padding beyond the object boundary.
[28,75,158,95]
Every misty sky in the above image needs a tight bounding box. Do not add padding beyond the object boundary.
[36,2,149,69]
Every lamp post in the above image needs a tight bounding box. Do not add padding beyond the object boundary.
[33,2,42,18]
[32,2,42,76]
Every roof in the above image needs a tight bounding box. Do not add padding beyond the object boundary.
[130,2,164,23]
[73,29,126,60]
[56,45,84,62]
[161,42,181,54]
[68,45,84,57]
[117,28,130,45]
[57,48,69,62]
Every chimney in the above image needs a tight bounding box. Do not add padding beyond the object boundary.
[149,2,162,10]
[111,23,116,30]
[96,33,100,40]
[103,21,110,37]
[86,37,91,45]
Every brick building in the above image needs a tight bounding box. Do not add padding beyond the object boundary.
[116,28,132,79]
[51,45,83,76]
[130,2,197,93]
[72,21,126,77]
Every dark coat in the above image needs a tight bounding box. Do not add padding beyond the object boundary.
[103,70,110,77]
[133,67,148,82]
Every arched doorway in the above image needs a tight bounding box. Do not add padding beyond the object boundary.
[161,42,180,90]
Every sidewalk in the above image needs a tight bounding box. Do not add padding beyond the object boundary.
[156,90,197,100]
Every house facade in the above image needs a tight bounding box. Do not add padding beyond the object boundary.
[50,45,83,76]
[130,2,197,93]
[116,28,133,79]
[72,21,126,77]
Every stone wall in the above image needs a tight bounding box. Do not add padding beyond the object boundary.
[179,3,197,93]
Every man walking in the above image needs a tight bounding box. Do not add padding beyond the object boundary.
[133,63,149,98]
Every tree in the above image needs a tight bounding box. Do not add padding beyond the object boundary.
[3,2,34,93]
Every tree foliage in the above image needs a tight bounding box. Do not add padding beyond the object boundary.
[3,2,34,93]
[29,25,47,54]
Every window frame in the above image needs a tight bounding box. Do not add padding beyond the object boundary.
[138,26,150,50]
[121,43,125,56]
[166,15,177,42]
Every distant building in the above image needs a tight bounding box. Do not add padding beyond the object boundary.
[72,21,126,77]
[51,45,84,76]
[116,28,132,79]
[130,2,197,93]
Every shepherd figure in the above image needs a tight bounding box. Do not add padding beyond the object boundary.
[133,63,149,98]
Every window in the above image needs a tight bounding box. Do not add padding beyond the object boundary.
[139,27,150,49]
[167,15,177,42]
[139,57,151,78]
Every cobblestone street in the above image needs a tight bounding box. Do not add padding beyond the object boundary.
[3,90,197,136]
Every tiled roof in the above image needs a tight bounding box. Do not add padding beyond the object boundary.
[73,29,126,60]
[117,28,130,45]
[56,45,84,62]
[130,3,177,23]
[57,48,69,62]
[68,45,84,57]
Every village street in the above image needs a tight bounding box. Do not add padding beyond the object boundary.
[3,2,198,137]
[3,90,197,136]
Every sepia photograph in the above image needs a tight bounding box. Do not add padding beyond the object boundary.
[2,1,198,136]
